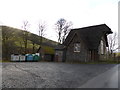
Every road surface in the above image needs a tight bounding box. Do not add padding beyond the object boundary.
[80,65,118,88]
[2,62,118,88]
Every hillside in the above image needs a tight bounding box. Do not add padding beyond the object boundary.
[1,25,58,60]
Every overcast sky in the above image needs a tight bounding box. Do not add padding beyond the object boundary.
[0,0,119,42]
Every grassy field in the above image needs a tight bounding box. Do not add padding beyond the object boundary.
[2,26,58,60]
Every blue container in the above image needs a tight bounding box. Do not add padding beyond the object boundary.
[26,54,33,61]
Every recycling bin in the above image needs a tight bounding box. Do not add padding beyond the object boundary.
[19,54,26,61]
[33,55,40,61]
[35,53,40,56]
[11,54,14,61]
[11,54,20,61]
[26,54,33,61]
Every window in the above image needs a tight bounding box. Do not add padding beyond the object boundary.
[101,40,104,54]
[74,43,80,52]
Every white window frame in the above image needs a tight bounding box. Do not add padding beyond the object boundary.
[74,43,80,52]
[101,40,104,54]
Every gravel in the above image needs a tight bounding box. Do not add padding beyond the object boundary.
[2,62,116,88]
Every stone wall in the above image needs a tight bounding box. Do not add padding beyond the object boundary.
[65,34,88,62]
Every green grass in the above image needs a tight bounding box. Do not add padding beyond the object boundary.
[2,26,58,58]
[116,53,120,56]
[0,60,10,62]
[42,45,55,54]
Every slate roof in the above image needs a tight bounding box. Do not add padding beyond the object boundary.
[55,44,65,50]
[63,24,113,50]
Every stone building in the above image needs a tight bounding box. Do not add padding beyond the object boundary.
[55,24,113,62]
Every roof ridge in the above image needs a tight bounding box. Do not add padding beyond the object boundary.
[71,24,107,30]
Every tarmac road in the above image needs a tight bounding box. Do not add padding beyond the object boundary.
[79,64,118,88]
[118,64,120,89]
[2,62,118,88]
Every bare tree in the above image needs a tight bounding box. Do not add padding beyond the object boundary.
[108,32,119,54]
[38,22,46,44]
[62,21,72,43]
[21,20,30,54]
[55,18,72,44]
[2,26,15,60]
[37,21,46,53]
[31,34,37,53]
